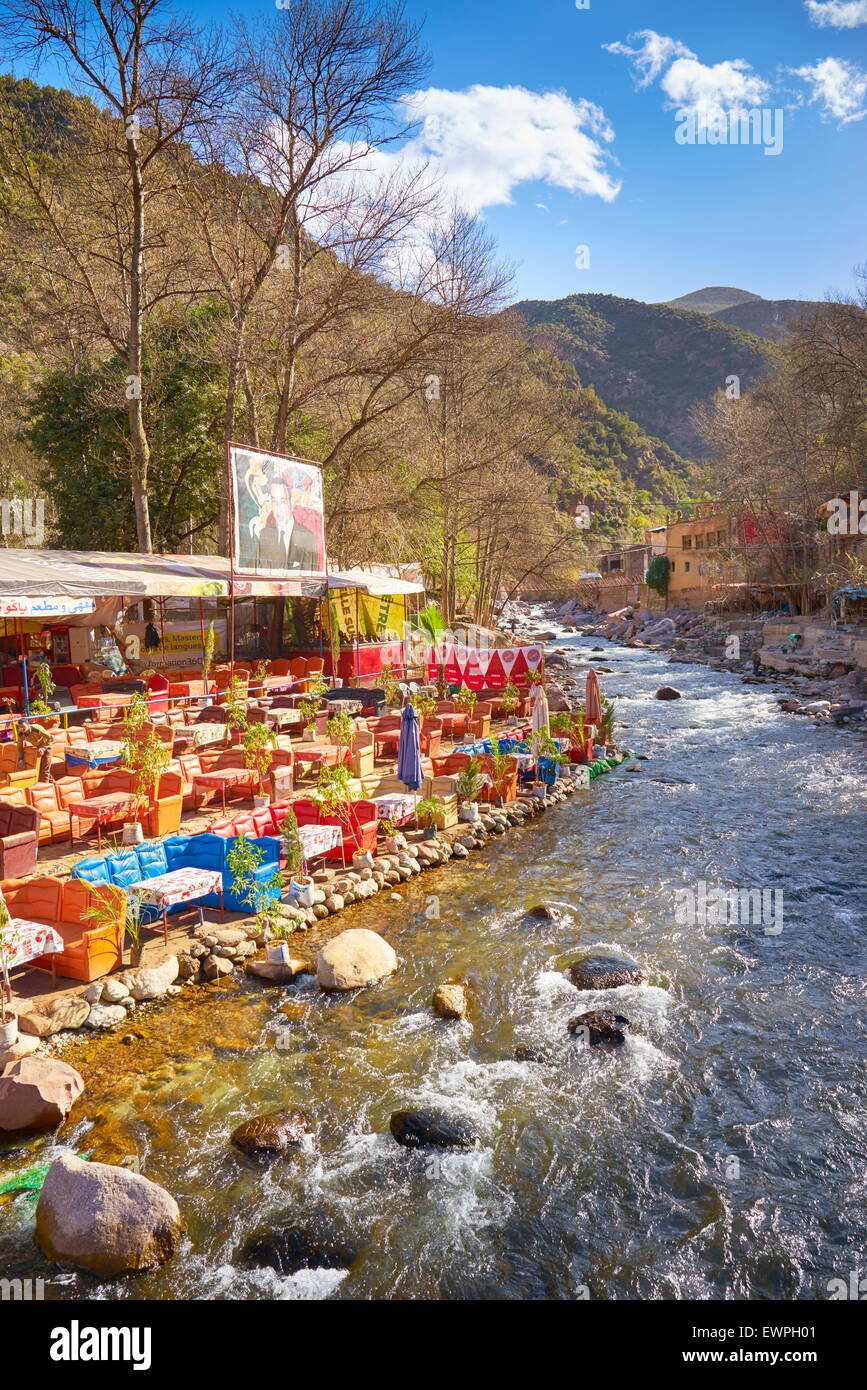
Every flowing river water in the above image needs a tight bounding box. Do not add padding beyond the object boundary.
[1,628,865,1301]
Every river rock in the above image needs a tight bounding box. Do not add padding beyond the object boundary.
[242,1215,359,1275]
[389,1109,477,1149]
[103,978,132,1004]
[246,957,308,984]
[567,1011,631,1046]
[526,902,562,922]
[231,1108,311,1155]
[202,954,234,980]
[17,997,91,1037]
[86,1003,128,1029]
[316,929,397,992]
[0,1055,84,1130]
[514,1045,555,1065]
[36,1154,182,1277]
[567,955,646,991]
[431,981,468,1020]
[122,956,179,1001]
[654,686,682,700]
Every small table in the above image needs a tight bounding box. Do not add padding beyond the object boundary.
[297,823,343,867]
[65,739,126,769]
[372,793,418,826]
[67,794,137,850]
[192,767,259,813]
[3,918,65,986]
[291,743,348,775]
[129,868,224,945]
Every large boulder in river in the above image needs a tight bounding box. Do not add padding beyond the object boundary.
[242,1215,359,1275]
[567,955,646,991]
[567,1011,631,1046]
[0,1055,84,1130]
[316,929,397,992]
[654,685,682,700]
[231,1108,311,1155]
[390,1109,477,1149]
[36,1154,183,1276]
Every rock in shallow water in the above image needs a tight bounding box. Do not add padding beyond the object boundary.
[242,1215,359,1275]
[431,980,469,1020]
[389,1109,477,1149]
[567,955,646,991]
[526,903,562,922]
[231,1108,311,1155]
[316,928,397,991]
[36,1154,182,1277]
[567,1011,631,1046]
[654,686,682,700]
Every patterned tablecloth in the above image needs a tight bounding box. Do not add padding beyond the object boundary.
[372,793,418,824]
[67,793,137,823]
[297,824,343,860]
[3,918,64,968]
[129,868,223,912]
[189,724,229,747]
[65,740,126,768]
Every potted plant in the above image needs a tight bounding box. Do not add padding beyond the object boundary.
[251,658,270,698]
[242,721,277,804]
[298,677,328,742]
[415,795,445,840]
[280,807,314,904]
[598,696,617,751]
[121,693,171,843]
[0,894,19,1047]
[380,664,403,710]
[456,756,485,822]
[378,816,407,854]
[500,682,521,722]
[488,735,514,803]
[410,689,438,719]
[224,674,249,741]
[326,710,354,754]
[82,883,139,963]
[455,685,477,716]
[226,833,284,924]
[29,661,60,729]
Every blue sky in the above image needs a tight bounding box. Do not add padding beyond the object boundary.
[15,0,867,304]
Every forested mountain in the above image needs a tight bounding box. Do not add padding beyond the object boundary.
[514,292,778,459]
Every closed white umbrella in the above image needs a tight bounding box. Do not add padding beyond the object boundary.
[530,685,550,762]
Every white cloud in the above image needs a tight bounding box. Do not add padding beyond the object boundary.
[368,84,621,212]
[604,31,693,86]
[805,1,867,27]
[791,56,867,122]
[605,29,771,124]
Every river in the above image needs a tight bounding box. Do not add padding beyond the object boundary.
[2,628,865,1301]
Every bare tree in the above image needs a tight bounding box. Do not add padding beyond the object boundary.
[185,0,429,551]
[0,0,233,550]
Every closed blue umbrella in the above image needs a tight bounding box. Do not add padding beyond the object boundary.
[396,702,424,792]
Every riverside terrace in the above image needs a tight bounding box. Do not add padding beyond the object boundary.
[0,671,630,1046]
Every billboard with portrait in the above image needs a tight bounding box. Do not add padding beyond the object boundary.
[229,445,327,579]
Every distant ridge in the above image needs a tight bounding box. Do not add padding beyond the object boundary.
[662,286,763,314]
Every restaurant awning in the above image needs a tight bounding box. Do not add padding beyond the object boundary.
[327,568,425,597]
[0,549,328,600]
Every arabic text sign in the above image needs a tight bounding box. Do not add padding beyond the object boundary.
[0,596,96,619]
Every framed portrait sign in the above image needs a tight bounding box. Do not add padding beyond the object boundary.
[229,444,327,579]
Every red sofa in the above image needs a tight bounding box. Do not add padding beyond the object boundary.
[0,801,41,877]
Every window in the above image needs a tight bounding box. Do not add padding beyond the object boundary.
[684,561,691,573]
[695,535,704,549]
[682,536,692,549]
[670,561,675,572]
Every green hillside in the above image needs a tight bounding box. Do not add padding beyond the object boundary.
[514,292,778,459]
[664,286,762,314]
